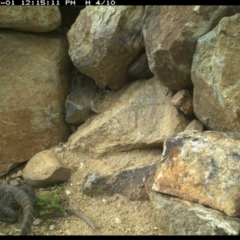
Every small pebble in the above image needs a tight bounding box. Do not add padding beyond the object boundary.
[16,170,22,177]
[65,190,71,195]
[115,217,121,224]
[54,147,62,153]
[79,162,84,169]
[15,177,22,182]
[10,173,16,179]
[49,225,55,231]
[33,218,42,226]
[9,179,19,186]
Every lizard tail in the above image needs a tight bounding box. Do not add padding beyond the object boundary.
[14,190,34,235]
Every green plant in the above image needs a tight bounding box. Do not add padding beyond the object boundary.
[36,185,66,223]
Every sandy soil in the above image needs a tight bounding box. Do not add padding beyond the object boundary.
[0,147,163,235]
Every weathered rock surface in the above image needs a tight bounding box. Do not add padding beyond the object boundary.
[192,13,240,132]
[143,5,240,90]
[149,191,240,235]
[0,30,70,176]
[83,162,158,201]
[126,52,153,82]
[22,150,71,188]
[153,130,240,217]
[66,69,101,124]
[67,77,190,157]
[68,6,144,90]
[171,89,193,116]
[0,6,61,32]
[184,119,204,131]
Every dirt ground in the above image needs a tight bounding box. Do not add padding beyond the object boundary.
[0,146,164,235]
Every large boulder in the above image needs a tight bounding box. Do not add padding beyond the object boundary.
[192,13,240,132]
[143,5,240,90]
[67,77,190,157]
[149,191,240,235]
[0,30,70,176]
[67,6,144,90]
[153,130,240,217]
[0,6,61,32]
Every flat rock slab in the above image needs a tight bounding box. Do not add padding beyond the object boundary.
[83,162,158,201]
[149,191,240,235]
[67,77,190,157]
[153,130,240,217]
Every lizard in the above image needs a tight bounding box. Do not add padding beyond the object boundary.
[0,184,96,235]
[0,184,35,235]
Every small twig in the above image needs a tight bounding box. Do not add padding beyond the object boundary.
[64,207,96,230]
